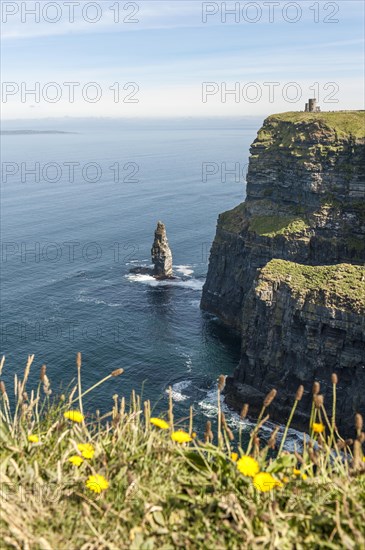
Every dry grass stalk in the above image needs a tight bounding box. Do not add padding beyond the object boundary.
[240,404,249,419]
[355,413,363,436]
[0,355,5,377]
[295,385,304,401]
[314,395,324,409]
[218,375,225,392]
[111,368,124,377]
[204,421,213,443]
[264,389,277,407]
[352,440,362,470]
[268,427,280,449]
[189,406,193,436]
[168,386,174,430]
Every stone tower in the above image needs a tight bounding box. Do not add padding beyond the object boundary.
[305,98,321,112]
[308,98,317,112]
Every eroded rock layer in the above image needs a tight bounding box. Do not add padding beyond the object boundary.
[201,111,365,435]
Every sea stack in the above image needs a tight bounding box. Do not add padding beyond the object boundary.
[151,221,173,278]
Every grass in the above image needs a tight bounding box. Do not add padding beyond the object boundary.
[219,203,247,233]
[1,355,365,549]
[267,111,365,140]
[249,215,309,238]
[258,260,365,314]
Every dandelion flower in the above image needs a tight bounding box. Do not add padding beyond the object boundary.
[27,434,39,443]
[301,473,308,481]
[85,474,109,494]
[68,455,84,467]
[77,443,95,459]
[293,469,301,476]
[311,422,325,434]
[231,452,238,462]
[363,456,365,463]
[64,410,84,423]
[237,456,259,477]
[253,472,282,492]
[150,418,169,430]
[171,431,192,444]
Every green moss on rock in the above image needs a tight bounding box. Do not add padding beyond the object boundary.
[258,260,365,313]
[219,203,247,233]
[249,215,309,237]
[267,111,365,139]
[346,236,365,254]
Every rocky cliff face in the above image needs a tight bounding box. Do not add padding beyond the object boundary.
[201,111,365,435]
[151,221,173,278]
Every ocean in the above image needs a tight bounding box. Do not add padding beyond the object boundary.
[1,117,264,434]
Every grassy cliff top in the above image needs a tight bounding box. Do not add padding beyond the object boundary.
[1,355,365,548]
[266,111,365,139]
[258,260,365,313]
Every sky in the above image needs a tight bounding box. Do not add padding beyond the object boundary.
[1,0,364,118]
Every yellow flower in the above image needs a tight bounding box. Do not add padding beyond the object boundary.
[311,422,325,434]
[68,455,84,466]
[27,434,39,443]
[64,410,84,423]
[362,457,365,463]
[237,456,259,477]
[171,431,192,444]
[282,476,289,483]
[77,443,95,459]
[231,452,238,462]
[85,474,109,494]
[150,417,169,430]
[293,468,307,480]
[253,472,282,492]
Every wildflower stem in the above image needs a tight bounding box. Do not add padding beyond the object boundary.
[189,405,193,436]
[278,399,299,455]
[246,405,266,455]
[76,353,84,417]
[168,386,174,431]
[329,381,337,448]
[217,388,222,448]
[69,374,113,406]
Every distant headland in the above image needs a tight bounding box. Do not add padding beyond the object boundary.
[1,130,77,135]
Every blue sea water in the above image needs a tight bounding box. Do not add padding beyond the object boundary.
[1,117,263,433]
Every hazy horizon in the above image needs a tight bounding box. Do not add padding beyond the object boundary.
[1,1,364,119]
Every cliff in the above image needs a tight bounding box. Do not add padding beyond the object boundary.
[201,111,365,435]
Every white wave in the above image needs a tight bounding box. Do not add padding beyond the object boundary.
[125,273,204,291]
[198,387,305,450]
[125,273,160,286]
[126,260,143,265]
[175,279,204,290]
[77,294,123,307]
[189,299,201,308]
[166,380,192,402]
[175,265,194,277]
[186,357,193,373]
